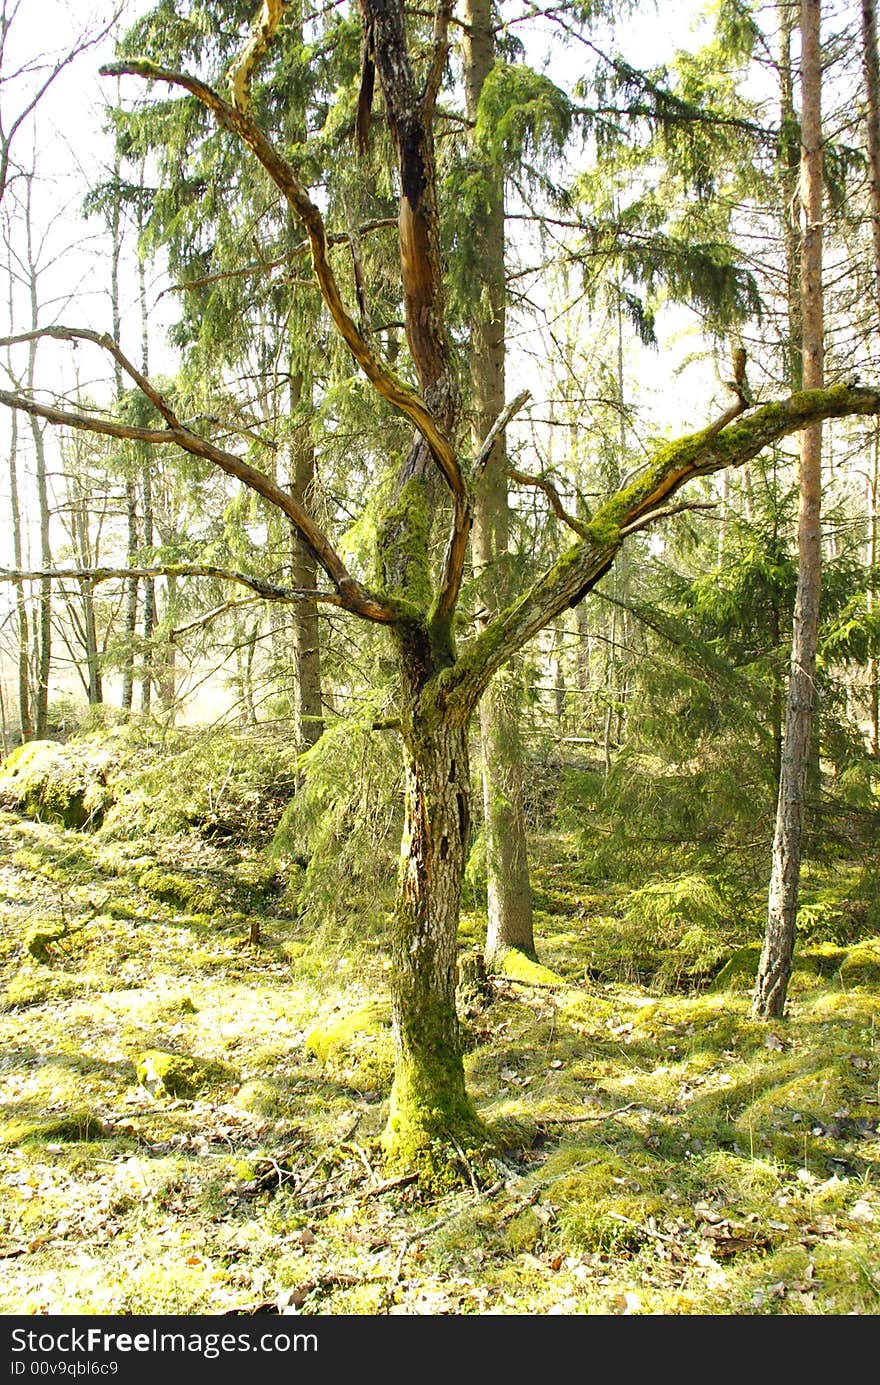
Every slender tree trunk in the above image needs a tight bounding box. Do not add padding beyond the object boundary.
[869,431,879,754]
[7,406,32,740]
[862,0,880,753]
[18,174,52,735]
[463,0,535,966]
[137,244,155,713]
[139,456,155,712]
[157,571,178,716]
[862,0,880,298]
[110,141,138,713]
[779,4,804,390]
[71,482,102,705]
[755,0,824,1018]
[289,372,323,751]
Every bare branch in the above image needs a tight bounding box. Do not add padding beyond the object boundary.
[0,565,348,608]
[163,219,398,297]
[101,58,464,501]
[473,390,531,480]
[423,0,454,114]
[227,0,284,112]
[618,499,718,538]
[0,367,397,624]
[0,8,122,203]
[505,464,587,537]
[0,325,177,427]
[433,391,532,626]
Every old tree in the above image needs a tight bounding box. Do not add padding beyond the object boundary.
[2,0,879,1181]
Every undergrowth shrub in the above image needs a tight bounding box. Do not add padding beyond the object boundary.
[270,710,403,949]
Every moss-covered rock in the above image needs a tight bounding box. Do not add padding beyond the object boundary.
[2,970,51,1009]
[135,1049,236,1099]
[0,740,112,828]
[710,944,761,991]
[1,1111,105,1146]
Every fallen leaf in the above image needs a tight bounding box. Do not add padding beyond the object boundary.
[849,1201,875,1225]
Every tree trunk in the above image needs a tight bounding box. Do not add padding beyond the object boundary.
[110,142,138,713]
[862,0,880,753]
[7,406,32,741]
[862,0,880,300]
[139,458,155,713]
[137,229,155,715]
[463,0,535,967]
[779,4,804,389]
[157,571,178,716]
[384,701,482,1172]
[755,0,824,1019]
[289,372,323,752]
[20,174,52,736]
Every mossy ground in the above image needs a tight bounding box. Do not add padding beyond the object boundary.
[0,805,878,1315]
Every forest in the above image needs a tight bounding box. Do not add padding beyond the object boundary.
[0,0,878,1319]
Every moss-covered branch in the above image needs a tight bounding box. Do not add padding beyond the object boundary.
[440,384,880,716]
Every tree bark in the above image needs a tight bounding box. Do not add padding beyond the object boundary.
[862,0,880,302]
[463,0,536,966]
[755,0,825,1018]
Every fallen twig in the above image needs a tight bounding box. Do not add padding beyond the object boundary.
[537,1102,637,1125]
[605,1210,677,1244]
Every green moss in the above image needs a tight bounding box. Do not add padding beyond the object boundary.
[1,1111,105,1146]
[135,1049,237,1099]
[304,1000,394,1090]
[382,1047,489,1190]
[503,1208,541,1253]
[711,944,761,990]
[24,919,69,961]
[304,1000,391,1064]
[3,970,51,1008]
[491,949,565,987]
[135,867,223,915]
[839,941,880,986]
[235,1079,297,1118]
[712,939,880,994]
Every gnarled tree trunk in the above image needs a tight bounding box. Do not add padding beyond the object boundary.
[385,692,481,1170]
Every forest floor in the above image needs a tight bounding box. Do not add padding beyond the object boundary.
[1,741,879,1316]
